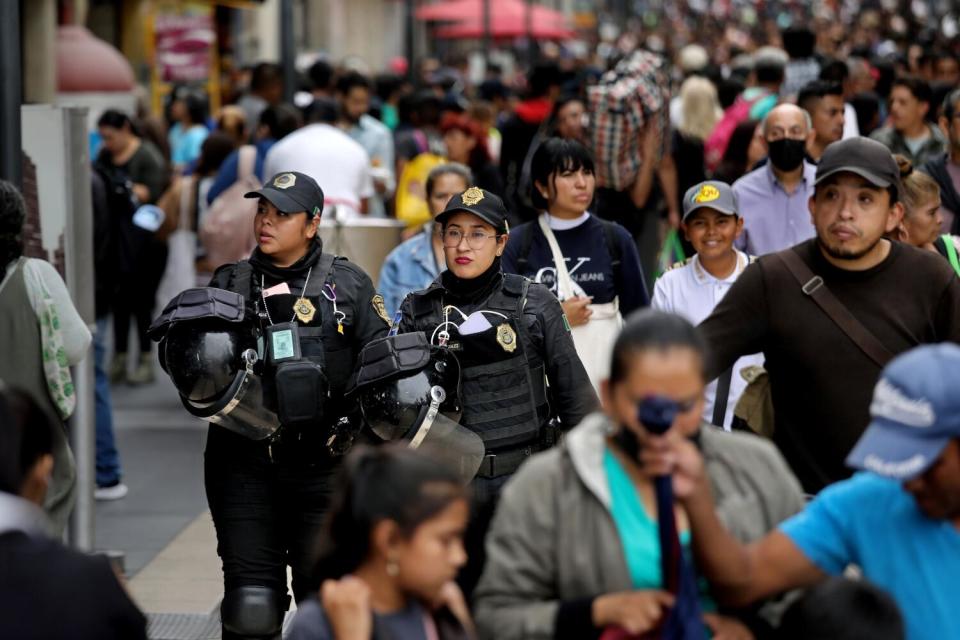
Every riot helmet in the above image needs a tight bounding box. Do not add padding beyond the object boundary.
[354,333,484,481]
[160,318,257,403]
[354,332,462,441]
[150,287,281,440]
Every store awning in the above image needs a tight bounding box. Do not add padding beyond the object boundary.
[433,15,575,40]
[416,0,567,26]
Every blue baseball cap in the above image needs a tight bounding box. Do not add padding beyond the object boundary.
[846,344,960,480]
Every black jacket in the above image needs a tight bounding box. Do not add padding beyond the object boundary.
[920,154,960,235]
[0,530,147,639]
[397,271,598,432]
[210,241,390,430]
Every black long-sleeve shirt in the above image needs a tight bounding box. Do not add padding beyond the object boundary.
[699,239,960,493]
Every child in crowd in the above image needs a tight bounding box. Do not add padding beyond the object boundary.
[778,578,905,640]
[651,181,762,429]
[287,446,473,640]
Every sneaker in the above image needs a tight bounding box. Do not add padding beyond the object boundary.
[109,353,127,384]
[95,482,129,501]
[127,353,155,385]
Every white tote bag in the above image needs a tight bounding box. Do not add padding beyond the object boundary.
[156,177,198,309]
[537,214,623,394]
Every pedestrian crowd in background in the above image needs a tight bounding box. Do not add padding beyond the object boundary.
[4,2,960,639]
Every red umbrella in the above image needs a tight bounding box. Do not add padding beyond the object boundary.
[434,15,575,39]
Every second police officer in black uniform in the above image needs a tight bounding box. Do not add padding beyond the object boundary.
[396,186,598,592]
[159,171,390,639]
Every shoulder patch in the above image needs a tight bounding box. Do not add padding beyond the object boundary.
[665,257,693,272]
[501,273,527,296]
[371,294,391,326]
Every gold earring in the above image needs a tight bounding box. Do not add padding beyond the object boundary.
[386,558,399,577]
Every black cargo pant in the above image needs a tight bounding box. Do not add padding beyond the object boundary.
[204,425,338,605]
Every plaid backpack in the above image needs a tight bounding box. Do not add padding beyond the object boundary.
[587,50,670,191]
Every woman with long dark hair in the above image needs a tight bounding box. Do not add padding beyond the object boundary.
[288,446,473,639]
[440,114,504,197]
[712,120,765,185]
[95,109,170,385]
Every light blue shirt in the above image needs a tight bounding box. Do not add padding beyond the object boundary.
[169,123,209,167]
[378,225,440,317]
[781,473,960,640]
[733,160,816,256]
[348,114,395,217]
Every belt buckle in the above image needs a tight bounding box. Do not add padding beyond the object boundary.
[802,276,824,296]
[484,453,497,477]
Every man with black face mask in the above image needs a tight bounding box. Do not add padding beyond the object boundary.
[733,104,817,256]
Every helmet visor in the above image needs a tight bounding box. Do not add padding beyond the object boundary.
[411,413,486,483]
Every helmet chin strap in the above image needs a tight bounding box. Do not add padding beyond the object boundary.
[408,386,447,449]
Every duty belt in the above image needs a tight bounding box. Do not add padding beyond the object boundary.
[475,445,535,478]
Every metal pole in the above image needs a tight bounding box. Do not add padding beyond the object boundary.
[526,0,534,67]
[482,0,491,64]
[405,0,416,83]
[63,107,96,552]
[0,0,22,188]
[280,0,296,104]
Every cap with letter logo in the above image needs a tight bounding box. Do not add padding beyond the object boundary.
[846,344,960,480]
[681,180,738,222]
[245,171,325,218]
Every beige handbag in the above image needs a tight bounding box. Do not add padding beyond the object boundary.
[537,214,623,394]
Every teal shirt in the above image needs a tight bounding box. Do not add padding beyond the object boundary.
[604,448,714,611]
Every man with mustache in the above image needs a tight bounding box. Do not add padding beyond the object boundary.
[699,137,960,493]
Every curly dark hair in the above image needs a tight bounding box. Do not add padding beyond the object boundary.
[0,180,27,272]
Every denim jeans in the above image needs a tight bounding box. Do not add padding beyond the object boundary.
[95,317,122,486]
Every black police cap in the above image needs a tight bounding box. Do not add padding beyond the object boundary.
[435,187,510,234]
[245,171,325,217]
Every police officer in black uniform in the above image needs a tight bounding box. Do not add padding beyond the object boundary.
[155,171,390,639]
[396,186,598,592]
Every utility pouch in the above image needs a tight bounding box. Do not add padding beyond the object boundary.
[267,322,329,427]
[539,420,563,450]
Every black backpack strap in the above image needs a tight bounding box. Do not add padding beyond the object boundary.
[304,251,338,298]
[515,224,537,275]
[712,367,733,427]
[229,260,254,302]
[411,285,443,321]
[597,217,623,284]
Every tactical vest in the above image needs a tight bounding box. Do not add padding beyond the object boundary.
[410,273,549,451]
[227,253,343,429]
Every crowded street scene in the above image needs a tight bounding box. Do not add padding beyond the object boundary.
[3,0,960,638]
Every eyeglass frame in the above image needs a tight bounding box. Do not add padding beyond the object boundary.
[440,227,505,249]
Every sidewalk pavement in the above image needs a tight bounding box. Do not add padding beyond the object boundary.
[94,367,226,638]
[94,359,301,638]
